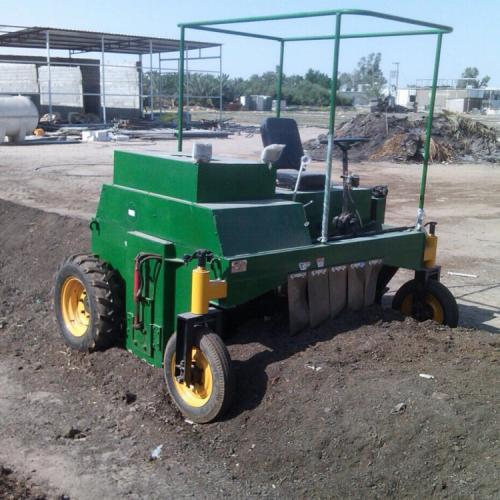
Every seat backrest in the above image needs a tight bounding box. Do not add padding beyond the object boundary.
[260,117,304,170]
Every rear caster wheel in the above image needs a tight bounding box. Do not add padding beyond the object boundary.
[392,279,459,327]
[54,254,123,351]
[164,328,235,423]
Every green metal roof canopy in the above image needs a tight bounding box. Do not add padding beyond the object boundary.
[177,9,453,243]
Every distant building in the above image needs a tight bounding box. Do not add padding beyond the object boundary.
[395,79,491,112]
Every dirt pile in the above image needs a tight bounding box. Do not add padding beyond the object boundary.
[0,465,47,500]
[1,200,500,499]
[303,111,500,163]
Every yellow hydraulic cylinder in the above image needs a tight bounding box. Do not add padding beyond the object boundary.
[423,233,438,268]
[191,266,227,315]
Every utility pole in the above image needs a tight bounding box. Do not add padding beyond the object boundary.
[392,62,400,90]
[392,62,400,102]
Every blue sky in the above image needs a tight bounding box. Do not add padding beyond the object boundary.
[1,0,498,86]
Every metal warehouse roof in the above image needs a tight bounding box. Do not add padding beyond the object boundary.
[0,25,220,54]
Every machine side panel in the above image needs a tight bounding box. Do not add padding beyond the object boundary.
[197,162,276,202]
[123,231,176,367]
[210,201,312,256]
[220,230,426,307]
[113,150,276,203]
[276,187,372,240]
[113,151,199,202]
[95,185,223,255]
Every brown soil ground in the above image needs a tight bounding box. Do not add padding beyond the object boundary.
[0,464,48,500]
[1,199,500,499]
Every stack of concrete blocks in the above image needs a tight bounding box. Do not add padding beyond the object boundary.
[248,95,273,111]
[38,66,83,108]
[272,99,287,111]
[100,62,140,119]
[0,63,38,94]
[240,95,251,110]
[82,129,130,142]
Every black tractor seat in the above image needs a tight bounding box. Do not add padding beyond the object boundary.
[276,170,327,191]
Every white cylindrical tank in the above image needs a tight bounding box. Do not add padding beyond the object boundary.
[0,96,39,144]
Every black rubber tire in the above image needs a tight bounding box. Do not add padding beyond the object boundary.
[164,328,235,424]
[54,254,123,351]
[392,278,459,327]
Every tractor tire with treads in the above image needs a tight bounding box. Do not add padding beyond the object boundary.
[392,278,459,327]
[54,253,123,351]
[164,328,235,423]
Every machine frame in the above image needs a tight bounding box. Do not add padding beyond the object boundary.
[54,10,457,423]
[176,9,453,241]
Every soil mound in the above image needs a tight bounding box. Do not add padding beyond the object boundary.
[1,200,500,499]
[304,111,500,163]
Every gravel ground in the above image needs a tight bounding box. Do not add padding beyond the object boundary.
[1,199,500,499]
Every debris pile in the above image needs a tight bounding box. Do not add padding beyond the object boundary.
[304,111,500,163]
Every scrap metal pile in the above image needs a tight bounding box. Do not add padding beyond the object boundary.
[304,111,500,163]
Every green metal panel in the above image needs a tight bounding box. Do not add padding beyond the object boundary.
[370,198,387,224]
[220,229,426,307]
[276,187,373,240]
[95,185,223,255]
[124,232,175,367]
[207,200,312,256]
[197,160,276,202]
[113,150,276,203]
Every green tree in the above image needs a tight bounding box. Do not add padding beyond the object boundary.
[304,69,331,89]
[458,67,490,88]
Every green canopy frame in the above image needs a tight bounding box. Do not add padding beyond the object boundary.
[177,9,453,242]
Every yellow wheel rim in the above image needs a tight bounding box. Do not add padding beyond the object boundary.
[60,277,90,337]
[171,347,213,408]
[401,292,444,324]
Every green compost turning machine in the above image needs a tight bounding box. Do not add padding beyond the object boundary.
[54,10,458,423]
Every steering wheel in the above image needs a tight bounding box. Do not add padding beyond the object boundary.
[319,136,370,147]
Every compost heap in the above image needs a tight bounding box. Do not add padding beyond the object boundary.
[303,111,500,163]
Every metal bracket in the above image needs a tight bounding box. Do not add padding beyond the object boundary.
[412,265,442,320]
[415,264,441,283]
[174,308,222,384]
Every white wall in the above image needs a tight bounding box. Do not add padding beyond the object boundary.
[38,66,83,107]
[101,62,139,109]
[0,63,38,94]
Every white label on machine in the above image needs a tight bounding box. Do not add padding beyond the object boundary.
[289,272,307,280]
[299,261,311,271]
[316,257,325,268]
[331,265,347,273]
[350,262,365,270]
[128,209,136,217]
[231,260,247,273]
[311,268,327,277]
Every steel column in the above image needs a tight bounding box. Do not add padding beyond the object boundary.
[177,27,185,151]
[101,35,107,123]
[276,41,284,117]
[45,31,53,123]
[320,13,342,243]
[150,40,154,121]
[219,45,223,123]
[159,52,162,117]
[139,54,143,118]
[185,43,190,125]
[419,33,443,210]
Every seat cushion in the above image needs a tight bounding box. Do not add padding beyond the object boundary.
[276,170,326,191]
[260,117,304,170]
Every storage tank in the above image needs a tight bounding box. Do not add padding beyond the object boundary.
[0,96,39,144]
